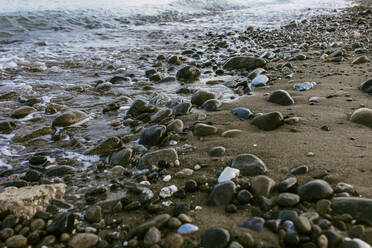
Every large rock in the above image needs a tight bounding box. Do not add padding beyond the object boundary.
[331,197,372,224]
[267,90,295,106]
[126,99,155,117]
[150,108,173,123]
[52,110,89,127]
[68,233,99,248]
[298,180,333,202]
[191,89,218,106]
[11,106,37,119]
[176,66,201,82]
[0,184,66,217]
[109,148,132,166]
[202,227,230,248]
[206,181,236,206]
[223,56,266,70]
[87,136,122,156]
[360,79,372,93]
[250,112,284,131]
[193,123,218,137]
[350,108,372,128]
[231,154,267,176]
[138,148,178,170]
[139,125,167,146]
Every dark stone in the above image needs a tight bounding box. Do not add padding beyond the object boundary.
[206,181,236,206]
[360,79,372,93]
[232,108,253,120]
[47,213,75,236]
[231,154,267,176]
[24,170,42,182]
[278,210,298,221]
[138,125,167,146]
[279,177,297,192]
[0,121,16,134]
[201,227,230,248]
[331,197,372,224]
[185,180,198,193]
[250,112,284,131]
[267,90,295,106]
[223,56,266,70]
[201,99,221,112]
[237,190,253,204]
[290,165,309,175]
[176,66,201,82]
[298,180,333,202]
[237,217,265,232]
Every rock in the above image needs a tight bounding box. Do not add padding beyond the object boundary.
[68,233,99,248]
[173,102,192,116]
[87,136,122,156]
[251,75,269,87]
[201,99,221,111]
[24,169,42,182]
[298,180,334,202]
[232,108,253,120]
[176,66,200,82]
[228,241,244,248]
[0,184,66,217]
[278,210,298,221]
[323,230,343,248]
[277,193,300,207]
[159,185,178,198]
[238,217,265,232]
[165,233,184,248]
[331,197,372,224]
[144,227,161,247]
[12,126,55,143]
[208,146,226,157]
[5,235,27,248]
[127,99,154,117]
[206,181,236,206]
[11,106,36,119]
[201,227,230,248]
[127,214,171,238]
[223,56,266,70]
[360,79,372,93]
[0,121,16,134]
[279,177,297,192]
[250,112,284,131]
[237,189,253,204]
[177,224,199,234]
[294,216,312,234]
[251,176,276,197]
[47,212,75,235]
[139,125,167,146]
[221,129,243,138]
[45,165,75,177]
[231,154,267,176]
[267,90,295,105]
[185,180,198,192]
[85,206,102,223]
[191,89,218,106]
[342,238,371,248]
[193,123,218,136]
[218,167,240,183]
[293,82,317,91]
[109,148,132,166]
[350,108,372,128]
[290,165,309,175]
[352,56,369,64]
[138,148,178,170]
[52,110,89,127]
[150,108,173,123]
[167,119,184,133]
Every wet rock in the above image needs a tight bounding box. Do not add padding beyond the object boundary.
[85,206,102,224]
[293,82,317,91]
[206,181,236,206]
[232,108,253,120]
[208,146,226,157]
[250,112,284,131]
[201,227,230,248]
[251,176,276,197]
[277,193,300,206]
[150,108,173,123]
[24,169,42,182]
[191,89,218,106]
[45,165,75,177]
[193,123,218,136]
[201,99,221,111]
[231,154,267,176]
[173,102,192,116]
[5,235,27,248]
[0,121,17,134]
[52,110,89,127]
[223,56,266,70]
[267,90,295,105]
[251,75,269,87]
[11,106,36,119]
[87,136,122,156]
[177,224,199,234]
[298,180,334,202]
[218,167,240,183]
[138,148,178,170]
[12,126,55,143]
[0,183,66,217]
[238,217,265,232]
[47,213,75,235]
[144,227,161,246]
[176,65,200,82]
[68,233,99,248]
[127,99,155,118]
[127,214,171,239]
[360,79,372,93]
[350,108,372,128]
[109,148,132,166]
[139,125,167,146]
[331,197,372,224]
[167,119,184,133]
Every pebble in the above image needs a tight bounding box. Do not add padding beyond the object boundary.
[109,148,132,166]
[206,181,236,206]
[68,233,99,248]
[231,154,267,176]
[159,185,178,198]
[138,148,179,170]
[279,177,297,192]
[144,227,161,247]
[167,119,184,133]
[250,112,284,131]
[175,168,194,178]
[278,210,298,221]
[185,180,198,192]
[5,235,27,248]
[176,65,201,82]
[294,216,312,234]
[251,175,276,197]
[331,197,372,223]
[238,217,265,232]
[267,89,295,105]
[201,99,221,111]
[223,56,266,70]
[52,110,89,127]
[277,193,300,206]
[127,214,171,239]
[193,123,218,136]
[165,233,184,248]
[350,108,372,128]
[208,146,226,157]
[352,55,369,64]
[360,79,372,93]
[138,125,167,146]
[293,82,317,91]
[201,227,230,248]
[11,106,37,119]
[237,189,253,204]
[191,89,218,106]
[298,180,334,202]
[290,165,309,175]
[177,224,199,234]
[218,167,240,183]
[252,75,269,87]
[85,206,102,223]
[232,107,253,120]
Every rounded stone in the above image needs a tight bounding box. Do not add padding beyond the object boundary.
[350,108,372,128]
[250,112,284,131]
[231,154,267,176]
[201,99,221,111]
[237,189,253,204]
[279,177,297,192]
[5,235,27,248]
[232,107,253,120]
[251,175,276,197]
[52,110,89,127]
[294,216,312,234]
[193,123,218,137]
[11,106,37,119]
[267,89,295,106]
[165,233,184,248]
[139,125,167,146]
[201,227,230,248]
[167,119,184,133]
[85,206,102,224]
[298,180,334,202]
[144,227,161,247]
[360,79,372,93]
[290,165,309,175]
[185,180,198,193]
[277,193,300,207]
[176,65,201,82]
[191,89,218,106]
[68,233,99,248]
[208,146,226,157]
[206,181,236,206]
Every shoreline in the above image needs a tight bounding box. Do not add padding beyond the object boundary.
[0,1,371,248]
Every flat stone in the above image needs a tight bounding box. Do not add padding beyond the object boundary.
[251,175,276,197]
[251,112,284,131]
[52,110,89,127]
[193,123,217,136]
[138,148,178,170]
[251,75,269,87]
[173,102,192,116]
[206,181,236,206]
[360,79,372,93]
[237,217,265,232]
[267,90,295,105]
[167,119,184,133]
[352,56,369,64]
[291,165,309,175]
[150,108,173,123]
[12,126,55,143]
[293,82,317,91]
[331,197,372,224]
[45,165,75,177]
[177,224,199,234]
[231,154,267,176]
[223,56,266,70]
[11,106,37,119]
[68,233,99,248]
[201,227,230,248]
[0,184,66,217]
[191,89,218,106]
[139,124,167,146]
[298,180,334,202]
[350,108,372,128]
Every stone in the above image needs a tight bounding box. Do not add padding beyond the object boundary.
[298,180,334,202]
[232,108,253,120]
[30,218,46,231]
[294,216,312,234]
[267,90,295,105]
[12,126,55,143]
[85,206,102,223]
[47,212,75,235]
[191,89,218,106]
[144,227,161,247]
[176,65,201,82]
[277,193,300,207]
[231,154,267,176]
[167,119,184,133]
[223,56,266,70]
[126,99,154,117]
[278,210,298,221]
[150,108,173,123]
[238,217,265,232]
[87,136,122,156]
[342,238,371,248]
[291,165,309,175]
[206,181,236,206]
[331,197,372,224]
[193,123,218,136]
[251,75,269,87]
[0,184,66,217]
[138,148,178,170]
[323,230,343,248]
[228,241,244,248]
[127,214,171,239]
[250,112,284,131]
[185,179,198,192]
[201,99,221,111]
[316,199,331,215]
[159,185,178,198]
[208,146,226,157]
[352,56,369,64]
[11,106,36,119]
[218,167,240,183]
[45,165,75,177]
[166,233,184,248]
[293,82,317,91]
[201,227,230,248]
[360,79,372,93]
[350,108,372,128]
[173,102,192,116]
[318,235,328,248]
[52,110,89,127]
[5,235,27,248]
[251,176,276,197]
[68,233,99,248]
[109,148,132,166]
[236,233,255,248]
[139,125,167,146]
[0,121,16,134]
[279,177,297,192]
[221,129,243,137]
[24,170,42,182]
[175,168,194,178]
[237,189,253,204]
[109,166,125,178]
[177,224,199,234]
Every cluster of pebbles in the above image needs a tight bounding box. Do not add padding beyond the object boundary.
[0,2,371,248]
